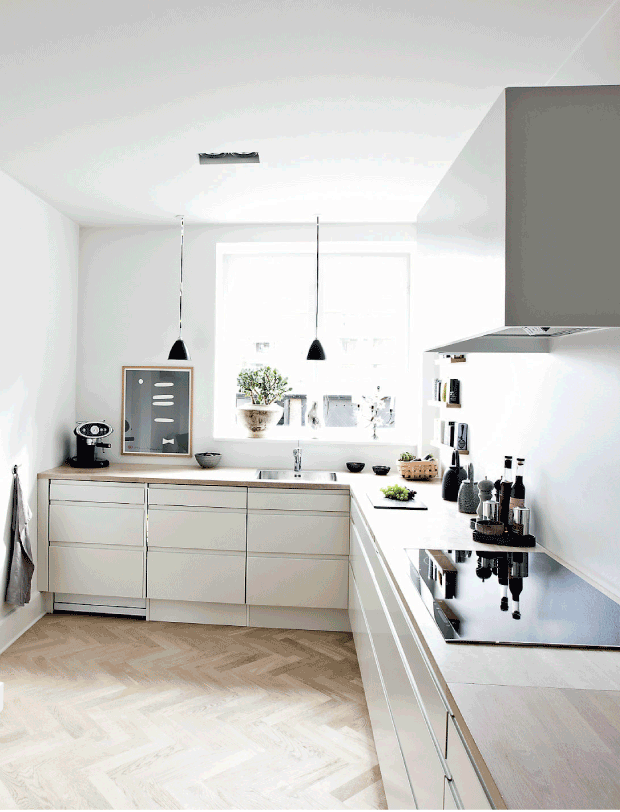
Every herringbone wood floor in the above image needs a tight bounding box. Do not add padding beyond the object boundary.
[0,614,386,810]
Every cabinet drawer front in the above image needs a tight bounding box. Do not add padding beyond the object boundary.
[351,523,446,809]
[349,569,416,809]
[49,546,144,598]
[247,557,348,609]
[148,507,246,551]
[352,500,450,748]
[50,504,144,546]
[247,512,349,555]
[446,718,491,810]
[147,551,245,604]
[444,777,461,810]
[50,480,145,504]
[148,485,247,509]
[248,488,349,513]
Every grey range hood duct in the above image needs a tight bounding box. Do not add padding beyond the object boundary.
[417,86,620,353]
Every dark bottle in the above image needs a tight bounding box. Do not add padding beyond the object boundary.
[509,458,526,525]
[498,456,513,528]
[441,450,466,502]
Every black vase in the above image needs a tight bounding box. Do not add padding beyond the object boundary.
[442,450,467,502]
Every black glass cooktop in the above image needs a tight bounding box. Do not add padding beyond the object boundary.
[406,548,620,649]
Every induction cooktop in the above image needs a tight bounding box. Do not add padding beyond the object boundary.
[406,548,620,649]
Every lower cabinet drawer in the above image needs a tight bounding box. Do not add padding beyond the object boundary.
[49,546,144,598]
[147,551,246,604]
[148,507,246,551]
[50,503,144,546]
[446,717,491,810]
[352,503,450,747]
[349,568,416,809]
[247,512,349,555]
[444,777,461,810]
[246,557,348,609]
[50,480,145,505]
[351,524,446,809]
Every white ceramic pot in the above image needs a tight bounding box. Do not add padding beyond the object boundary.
[237,404,283,438]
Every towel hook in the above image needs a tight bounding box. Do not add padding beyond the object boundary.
[13,464,20,475]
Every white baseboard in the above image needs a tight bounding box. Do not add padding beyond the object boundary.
[249,605,351,632]
[148,599,247,626]
[0,592,48,657]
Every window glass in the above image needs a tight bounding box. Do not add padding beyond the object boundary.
[215,244,412,440]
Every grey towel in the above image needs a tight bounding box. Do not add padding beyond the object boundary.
[5,470,34,606]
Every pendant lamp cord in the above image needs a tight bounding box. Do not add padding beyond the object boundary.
[315,215,320,336]
[178,215,184,338]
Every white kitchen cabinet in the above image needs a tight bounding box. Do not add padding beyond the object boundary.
[350,521,446,809]
[49,546,144,598]
[351,499,450,749]
[349,567,416,809]
[246,487,349,612]
[148,485,246,509]
[247,557,348,609]
[148,506,246,551]
[50,503,144,547]
[444,777,461,810]
[147,550,246,604]
[50,480,145,504]
[247,511,349,555]
[248,487,348,513]
[446,717,492,810]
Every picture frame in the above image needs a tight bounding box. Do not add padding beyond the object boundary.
[121,366,193,456]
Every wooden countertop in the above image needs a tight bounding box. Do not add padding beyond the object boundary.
[38,463,620,808]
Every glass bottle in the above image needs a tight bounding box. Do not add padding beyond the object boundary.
[509,458,526,526]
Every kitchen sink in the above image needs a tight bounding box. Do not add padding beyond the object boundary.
[256,469,337,482]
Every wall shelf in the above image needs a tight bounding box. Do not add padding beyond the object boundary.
[429,440,469,455]
[427,400,461,408]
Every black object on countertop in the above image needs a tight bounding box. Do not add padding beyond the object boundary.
[346,462,365,473]
[406,547,620,649]
[441,450,466,501]
[372,465,391,475]
[368,492,428,510]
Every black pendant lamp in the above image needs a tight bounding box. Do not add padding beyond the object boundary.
[168,215,190,360]
[307,215,326,360]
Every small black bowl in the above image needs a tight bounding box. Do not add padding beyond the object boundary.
[372,465,391,476]
[346,462,365,473]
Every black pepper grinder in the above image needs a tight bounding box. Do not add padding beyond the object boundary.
[442,450,467,501]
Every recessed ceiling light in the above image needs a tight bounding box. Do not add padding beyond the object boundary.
[198,152,260,164]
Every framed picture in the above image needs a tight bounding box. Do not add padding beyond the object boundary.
[122,366,193,456]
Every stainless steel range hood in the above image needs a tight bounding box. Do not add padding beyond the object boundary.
[417,86,620,353]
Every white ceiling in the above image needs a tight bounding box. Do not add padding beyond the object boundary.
[0,0,612,225]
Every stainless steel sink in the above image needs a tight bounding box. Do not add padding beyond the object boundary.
[256,469,337,482]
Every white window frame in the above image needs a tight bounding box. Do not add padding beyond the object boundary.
[214,241,416,443]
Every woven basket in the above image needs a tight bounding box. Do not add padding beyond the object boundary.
[396,459,439,480]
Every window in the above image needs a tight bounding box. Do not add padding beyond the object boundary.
[214,242,414,440]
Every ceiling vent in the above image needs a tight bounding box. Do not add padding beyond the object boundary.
[198,152,259,164]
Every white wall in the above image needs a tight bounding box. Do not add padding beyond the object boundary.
[423,2,620,597]
[0,168,78,647]
[77,223,416,471]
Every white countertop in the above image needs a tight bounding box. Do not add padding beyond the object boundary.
[39,463,620,808]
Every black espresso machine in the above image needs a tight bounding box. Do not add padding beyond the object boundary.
[69,421,113,468]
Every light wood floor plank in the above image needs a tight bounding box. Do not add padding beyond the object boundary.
[0,614,386,810]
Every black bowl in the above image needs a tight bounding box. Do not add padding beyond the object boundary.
[346,462,365,473]
[372,465,391,476]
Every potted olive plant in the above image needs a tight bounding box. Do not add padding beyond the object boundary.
[236,366,292,437]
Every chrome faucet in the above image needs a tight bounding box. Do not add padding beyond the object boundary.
[293,445,302,472]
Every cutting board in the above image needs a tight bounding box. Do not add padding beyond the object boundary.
[368,492,428,510]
